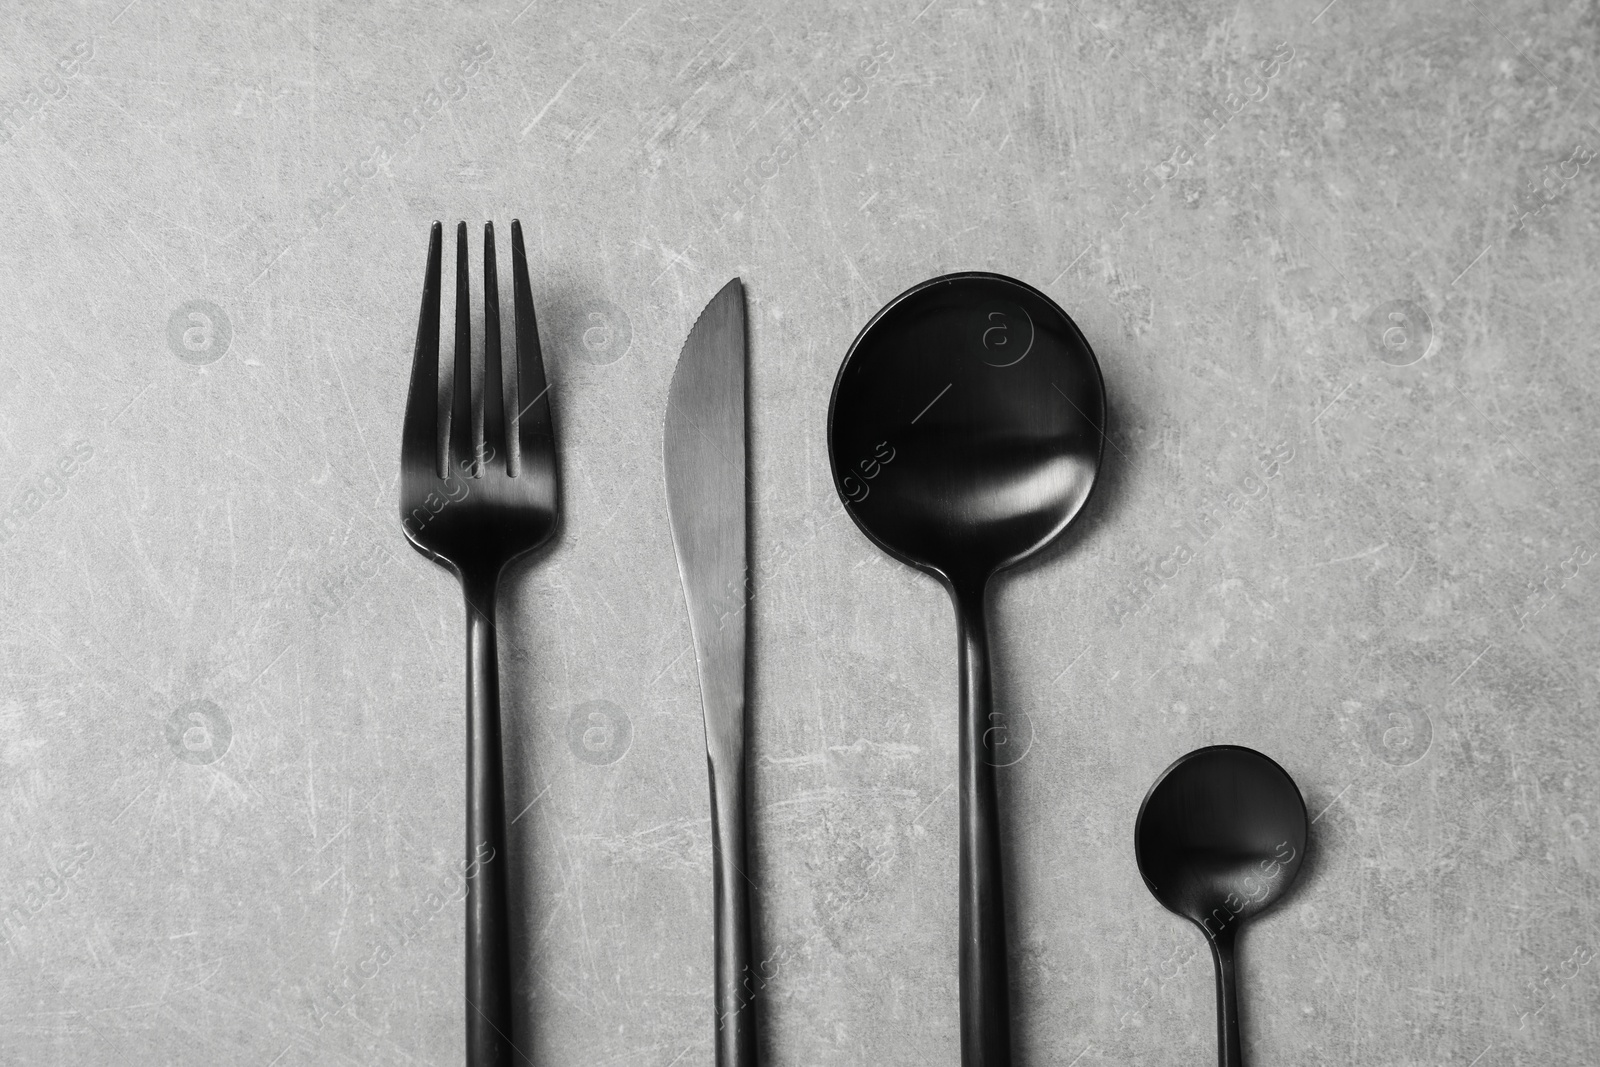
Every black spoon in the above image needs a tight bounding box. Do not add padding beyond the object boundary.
[1134,746,1309,1067]
[828,272,1105,1066]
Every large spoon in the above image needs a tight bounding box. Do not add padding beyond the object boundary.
[1134,745,1309,1067]
[828,272,1105,1066]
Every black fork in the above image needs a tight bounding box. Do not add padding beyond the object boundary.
[399,220,558,1066]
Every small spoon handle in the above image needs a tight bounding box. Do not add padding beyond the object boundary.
[1210,925,1243,1067]
[954,580,1011,1067]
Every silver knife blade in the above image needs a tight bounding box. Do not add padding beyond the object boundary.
[665,279,755,1066]
[664,277,747,766]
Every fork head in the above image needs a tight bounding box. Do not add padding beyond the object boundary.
[400,221,559,585]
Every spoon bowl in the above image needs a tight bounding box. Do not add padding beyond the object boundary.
[1135,745,1309,1067]
[828,272,1104,1067]
[828,273,1104,587]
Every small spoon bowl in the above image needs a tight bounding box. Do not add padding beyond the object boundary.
[1135,745,1309,1067]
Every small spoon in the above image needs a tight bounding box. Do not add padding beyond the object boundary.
[828,272,1105,1066]
[1134,746,1309,1067]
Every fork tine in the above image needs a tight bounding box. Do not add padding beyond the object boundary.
[482,222,508,471]
[450,221,477,477]
[402,222,443,478]
[510,220,553,467]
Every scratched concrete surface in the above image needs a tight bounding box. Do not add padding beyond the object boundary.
[1,0,1598,1063]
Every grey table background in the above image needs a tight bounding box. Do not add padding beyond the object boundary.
[3,0,1598,1063]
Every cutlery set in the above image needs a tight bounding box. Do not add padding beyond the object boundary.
[398,222,1309,1067]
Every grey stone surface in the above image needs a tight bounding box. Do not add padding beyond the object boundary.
[1,0,1598,1063]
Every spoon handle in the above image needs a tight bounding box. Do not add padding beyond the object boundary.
[1210,925,1243,1067]
[954,582,1011,1067]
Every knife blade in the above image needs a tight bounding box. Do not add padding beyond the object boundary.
[663,277,757,1067]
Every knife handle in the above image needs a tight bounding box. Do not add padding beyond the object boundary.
[464,575,515,1066]
[709,754,758,1067]
[954,579,1012,1067]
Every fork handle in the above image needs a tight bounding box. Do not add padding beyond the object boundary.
[464,575,515,1066]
